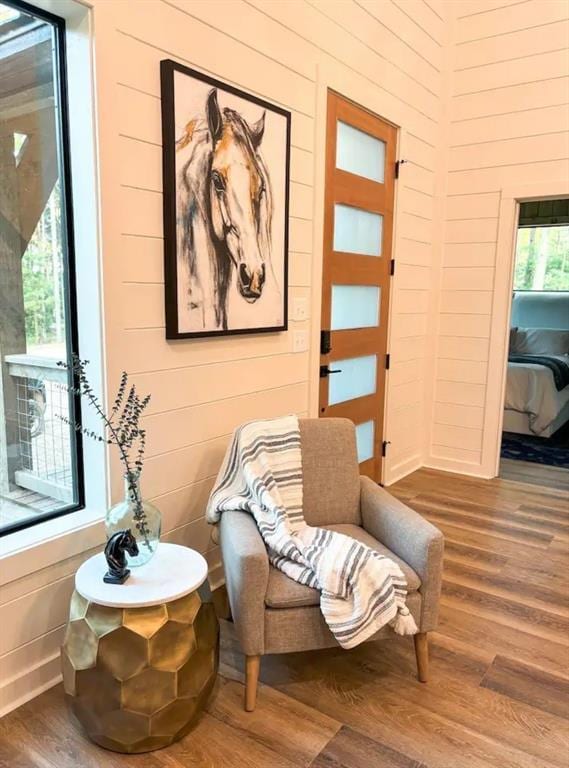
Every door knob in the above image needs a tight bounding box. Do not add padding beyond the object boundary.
[320,365,342,378]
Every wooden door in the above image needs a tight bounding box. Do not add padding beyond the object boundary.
[319,91,397,482]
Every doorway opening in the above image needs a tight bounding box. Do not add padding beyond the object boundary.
[499,198,569,490]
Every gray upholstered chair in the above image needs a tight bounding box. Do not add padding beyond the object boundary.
[219,418,444,711]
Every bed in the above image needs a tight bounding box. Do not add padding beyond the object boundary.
[504,324,569,438]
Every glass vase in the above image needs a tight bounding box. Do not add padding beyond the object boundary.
[105,473,161,567]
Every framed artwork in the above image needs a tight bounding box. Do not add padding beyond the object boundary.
[160,59,291,339]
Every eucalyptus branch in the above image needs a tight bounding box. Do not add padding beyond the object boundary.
[58,357,153,548]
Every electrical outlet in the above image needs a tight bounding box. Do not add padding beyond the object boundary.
[292,330,308,353]
[292,297,308,321]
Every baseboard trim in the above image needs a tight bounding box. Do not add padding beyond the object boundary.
[0,651,62,718]
[424,456,492,480]
[384,454,423,486]
[207,560,224,592]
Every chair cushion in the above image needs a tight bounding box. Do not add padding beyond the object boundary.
[264,523,421,609]
[264,592,422,655]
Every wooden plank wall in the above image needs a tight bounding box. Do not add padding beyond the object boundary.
[428,0,569,475]
[0,0,447,716]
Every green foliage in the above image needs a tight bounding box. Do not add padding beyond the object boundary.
[21,185,65,347]
[514,226,569,292]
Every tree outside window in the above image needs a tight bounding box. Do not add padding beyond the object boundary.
[514,226,569,292]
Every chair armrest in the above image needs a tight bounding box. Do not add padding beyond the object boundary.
[219,510,269,655]
[360,476,444,632]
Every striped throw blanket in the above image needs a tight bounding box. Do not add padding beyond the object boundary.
[206,415,417,649]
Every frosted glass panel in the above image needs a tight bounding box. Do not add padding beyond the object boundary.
[355,420,375,463]
[329,355,377,406]
[336,121,385,182]
[333,204,383,256]
[331,285,380,330]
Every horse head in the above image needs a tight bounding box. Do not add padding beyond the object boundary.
[103,529,139,585]
[122,529,139,558]
[105,529,139,570]
[206,88,271,303]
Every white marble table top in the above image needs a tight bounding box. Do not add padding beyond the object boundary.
[75,543,208,607]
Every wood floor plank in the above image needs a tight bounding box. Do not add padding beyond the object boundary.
[310,725,426,768]
[266,657,556,768]
[415,503,554,548]
[503,487,569,510]
[394,468,569,509]
[415,493,569,539]
[500,460,569,492]
[0,700,86,768]
[442,560,569,616]
[443,539,508,573]
[356,642,569,768]
[481,656,569,720]
[549,537,569,556]
[391,479,519,513]
[424,518,567,563]
[0,718,57,768]
[163,711,301,768]
[438,604,569,679]
[499,559,569,594]
[24,686,170,768]
[440,582,569,645]
[518,504,569,526]
[255,638,562,768]
[208,676,341,765]
[429,631,496,668]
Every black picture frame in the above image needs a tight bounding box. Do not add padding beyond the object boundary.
[160,59,291,340]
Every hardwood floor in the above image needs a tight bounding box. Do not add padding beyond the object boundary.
[500,458,569,491]
[1,468,568,767]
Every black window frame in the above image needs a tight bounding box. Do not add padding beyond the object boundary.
[1,0,85,536]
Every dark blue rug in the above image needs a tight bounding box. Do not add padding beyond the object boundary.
[501,422,569,468]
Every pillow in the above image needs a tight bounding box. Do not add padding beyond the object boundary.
[515,328,569,356]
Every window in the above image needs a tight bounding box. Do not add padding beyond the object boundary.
[514,226,569,292]
[0,1,83,534]
[514,199,569,292]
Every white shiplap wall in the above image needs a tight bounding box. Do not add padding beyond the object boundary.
[428,0,569,476]
[1,0,448,714]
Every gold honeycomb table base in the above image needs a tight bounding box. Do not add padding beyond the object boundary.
[61,589,219,754]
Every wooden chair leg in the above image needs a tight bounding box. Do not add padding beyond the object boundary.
[245,655,260,711]
[414,632,429,683]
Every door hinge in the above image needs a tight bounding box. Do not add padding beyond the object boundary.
[390,259,395,276]
[382,440,391,457]
[320,329,331,355]
[395,159,407,179]
[385,353,390,370]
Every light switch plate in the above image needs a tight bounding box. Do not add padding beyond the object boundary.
[292,330,308,353]
[292,297,308,321]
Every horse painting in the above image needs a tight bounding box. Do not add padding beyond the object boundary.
[161,61,290,338]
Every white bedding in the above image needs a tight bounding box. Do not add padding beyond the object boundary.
[505,356,569,435]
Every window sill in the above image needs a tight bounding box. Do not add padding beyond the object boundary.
[0,506,106,586]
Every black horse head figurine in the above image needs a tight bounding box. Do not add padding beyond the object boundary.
[103,529,139,585]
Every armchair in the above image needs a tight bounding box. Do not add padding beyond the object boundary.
[219,418,444,711]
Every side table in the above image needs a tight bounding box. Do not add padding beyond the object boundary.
[61,543,219,754]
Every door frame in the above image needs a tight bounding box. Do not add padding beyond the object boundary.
[484,179,569,479]
[309,66,403,485]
